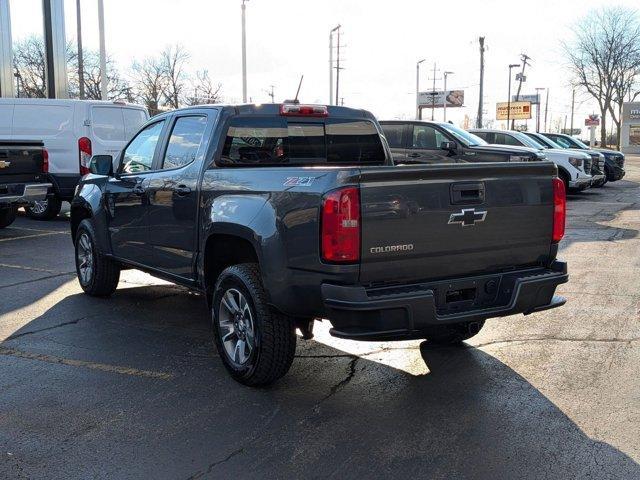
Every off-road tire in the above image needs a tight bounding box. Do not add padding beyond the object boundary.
[425,320,485,345]
[26,196,62,220]
[0,207,16,228]
[212,263,296,386]
[75,219,120,296]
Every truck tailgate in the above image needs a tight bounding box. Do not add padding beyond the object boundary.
[0,141,46,184]
[358,162,557,285]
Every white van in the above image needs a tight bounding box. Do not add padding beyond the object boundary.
[0,98,149,219]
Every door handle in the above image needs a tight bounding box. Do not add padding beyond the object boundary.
[407,153,420,158]
[132,185,145,196]
[174,185,192,196]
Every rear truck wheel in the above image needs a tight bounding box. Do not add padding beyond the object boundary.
[212,263,296,386]
[425,320,485,345]
[26,196,62,220]
[0,206,17,228]
[74,219,120,296]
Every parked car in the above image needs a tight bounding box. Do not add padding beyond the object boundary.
[0,98,148,220]
[541,132,625,182]
[523,131,606,187]
[380,120,545,164]
[470,129,592,192]
[71,103,568,386]
[0,140,51,228]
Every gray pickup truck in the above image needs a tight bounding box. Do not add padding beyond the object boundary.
[70,103,569,386]
[0,141,51,228]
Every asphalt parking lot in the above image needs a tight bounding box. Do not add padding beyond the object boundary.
[1,158,639,480]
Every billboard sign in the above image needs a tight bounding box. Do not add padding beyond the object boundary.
[496,101,532,120]
[418,90,464,108]
[511,94,540,104]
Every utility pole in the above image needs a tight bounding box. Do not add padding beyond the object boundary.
[476,36,485,128]
[265,85,275,103]
[416,59,425,119]
[97,0,107,99]
[511,53,530,129]
[335,26,343,106]
[443,71,454,122]
[507,63,519,129]
[535,87,545,132]
[76,0,84,99]
[329,24,340,105]
[570,88,575,134]
[0,0,15,97]
[241,0,248,102]
[428,62,440,121]
[544,88,549,132]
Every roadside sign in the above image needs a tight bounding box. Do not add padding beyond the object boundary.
[585,114,600,126]
[496,101,532,120]
[418,90,464,108]
[511,94,539,104]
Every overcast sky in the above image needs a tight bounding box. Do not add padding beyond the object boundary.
[8,0,640,133]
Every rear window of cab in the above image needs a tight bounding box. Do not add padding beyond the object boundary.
[219,116,386,166]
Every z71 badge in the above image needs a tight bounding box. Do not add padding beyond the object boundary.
[283,177,315,187]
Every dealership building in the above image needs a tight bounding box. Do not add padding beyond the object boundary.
[621,102,640,154]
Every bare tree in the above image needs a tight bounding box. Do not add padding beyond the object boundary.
[12,36,49,98]
[161,45,189,109]
[564,7,640,148]
[131,56,167,116]
[186,70,222,105]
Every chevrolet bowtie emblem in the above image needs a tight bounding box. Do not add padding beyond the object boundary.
[0,160,11,169]
[448,208,487,227]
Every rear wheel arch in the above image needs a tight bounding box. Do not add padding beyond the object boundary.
[557,167,571,189]
[203,232,260,304]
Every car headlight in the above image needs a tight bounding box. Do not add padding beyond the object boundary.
[568,157,583,168]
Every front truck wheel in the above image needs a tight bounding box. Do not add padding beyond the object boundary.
[0,206,17,228]
[74,219,120,296]
[425,320,485,345]
[212,263,297,386]
[26,196,62,220]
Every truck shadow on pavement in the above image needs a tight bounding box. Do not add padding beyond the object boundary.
[1,283,638,479]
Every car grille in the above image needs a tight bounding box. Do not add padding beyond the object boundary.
[615,155,625,168]
[592,155,605,174]
[583,158,592,173]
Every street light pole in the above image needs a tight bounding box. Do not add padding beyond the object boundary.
[329,25,340,105]
[97,0,107,99]
[535,87,545,132]
[507,64,519,129]
[443,71,453,122]
[241,0,248,103]
[416,59,425,120]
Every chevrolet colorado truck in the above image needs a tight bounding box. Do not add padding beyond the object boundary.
[70,103,569,386]
[0,140,51,228]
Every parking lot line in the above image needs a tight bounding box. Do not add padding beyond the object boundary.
[0,346,175,380]
[0,231,67,242]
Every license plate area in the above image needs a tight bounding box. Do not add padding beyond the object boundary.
[435,275,501,314]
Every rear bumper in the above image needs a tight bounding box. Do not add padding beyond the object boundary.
[0,183,52,207]
[322,261,568,341]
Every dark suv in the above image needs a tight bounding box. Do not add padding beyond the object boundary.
[380,121,544,164]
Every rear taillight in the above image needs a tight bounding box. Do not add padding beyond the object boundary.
[280,104,328,117]
[552,177,566,243]
[78,137,92,175]
[42,148,49,173]
[321,186,360,263]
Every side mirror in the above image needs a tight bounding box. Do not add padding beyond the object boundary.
[441,141,457,151]
[89,155,114,176]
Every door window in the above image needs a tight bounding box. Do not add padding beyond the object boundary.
[411,125,446,149]
[120,121,164,174]
[161,116,208,170]
[92,107,125,141]
[381,124,404,148]
[550,136,572,148]
[473,131,493,143]
[494,133,522,146]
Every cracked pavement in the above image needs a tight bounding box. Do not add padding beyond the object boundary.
[1,157,639,479]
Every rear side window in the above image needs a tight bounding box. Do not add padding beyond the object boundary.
[473,131,492,143]
[123,108,149,140]
[162,116,207,170]
[381,124,404,148]
[220,116,385,166]
[495,133,521,146]
[92,107,125,141]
